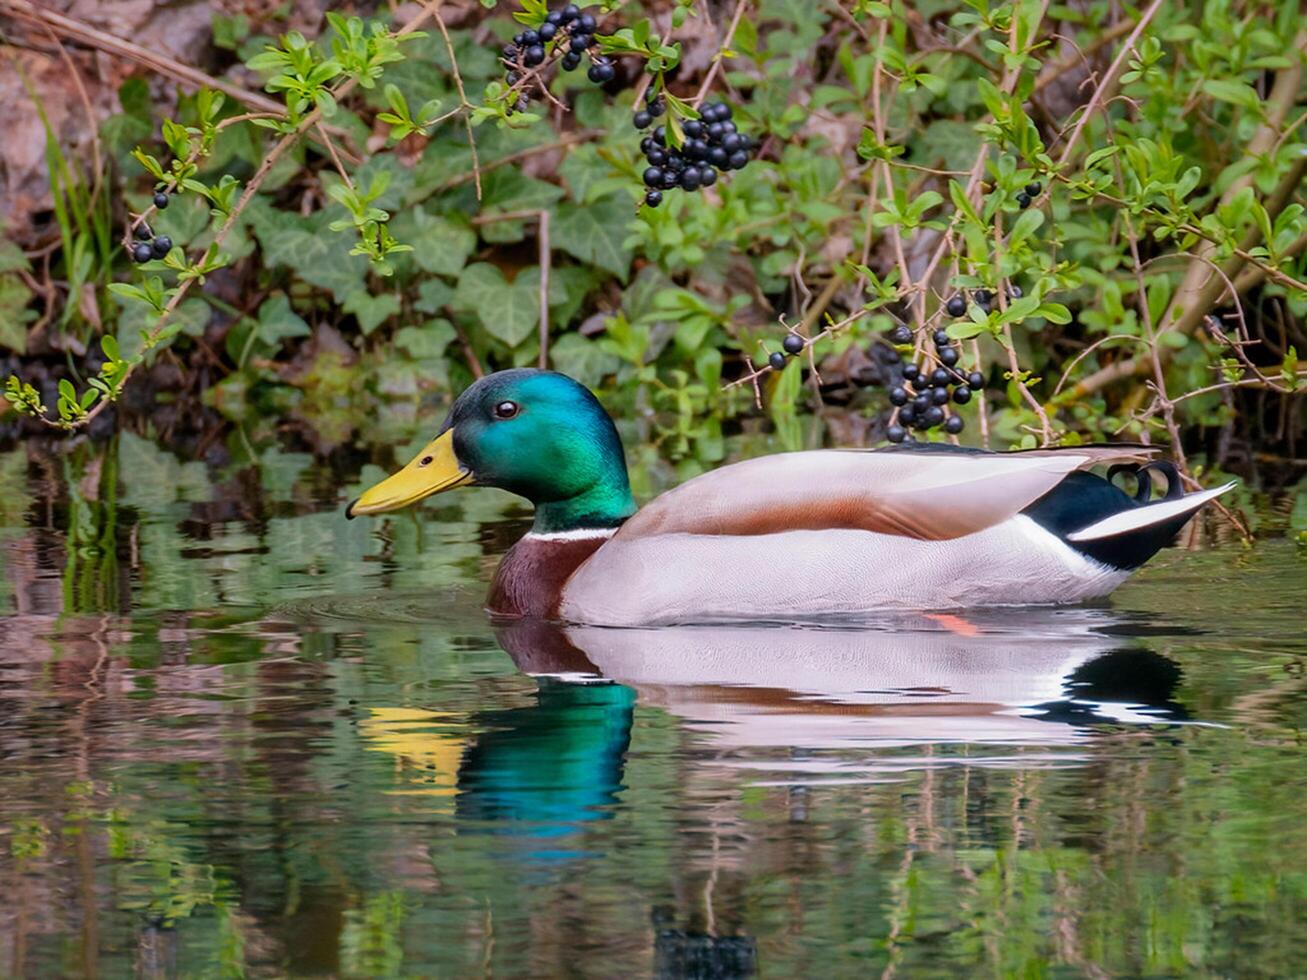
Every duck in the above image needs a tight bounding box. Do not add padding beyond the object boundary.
[345,368,1234,626]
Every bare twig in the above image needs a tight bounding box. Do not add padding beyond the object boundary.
[430,4,482,201]
[692,0,750,105]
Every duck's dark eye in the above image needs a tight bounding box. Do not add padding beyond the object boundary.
[493,400,519,420]
[419,455,433,466]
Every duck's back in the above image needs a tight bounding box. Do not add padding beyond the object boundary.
[557,446,1226,626]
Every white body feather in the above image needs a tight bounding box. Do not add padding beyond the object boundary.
[560,514,1131,626]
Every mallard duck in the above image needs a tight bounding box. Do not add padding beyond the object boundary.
[346,369,1233,625]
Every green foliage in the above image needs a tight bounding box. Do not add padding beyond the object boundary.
[0,0,1303,465]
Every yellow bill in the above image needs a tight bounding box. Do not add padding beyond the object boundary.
[346,429,472,518]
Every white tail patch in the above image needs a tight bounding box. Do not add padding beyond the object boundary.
[1067,482,1236,542]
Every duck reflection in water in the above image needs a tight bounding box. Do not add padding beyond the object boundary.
[374,611,1190,862]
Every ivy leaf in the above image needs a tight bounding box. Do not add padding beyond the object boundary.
[256,293,311,345]
[0,273,35,352]
[343,290,402,335]
[401,210,476,276]
[454,263,540,347]
[552,193,634,279]
[548,332,622,386]
[455,263,565,348]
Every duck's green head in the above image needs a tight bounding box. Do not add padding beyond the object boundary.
[346,370,636,533]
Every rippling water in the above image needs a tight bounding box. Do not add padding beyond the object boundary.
[1,434,1305,978]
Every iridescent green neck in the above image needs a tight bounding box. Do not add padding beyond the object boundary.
[531,470,635,533]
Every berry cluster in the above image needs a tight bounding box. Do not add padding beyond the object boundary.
[944,283,1021,317]
[500,5,611,113]
[764,333,807,371]
[129,193,173,264]
[1016,180,1041,209]
[885,328,983,443]
[637,99,755,208]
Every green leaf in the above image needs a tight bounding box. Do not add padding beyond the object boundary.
[1202,79,1261,110]
[1008,207,1044,248]
[399,210,476,276]
[1037,302,1072,325]
[256,293,311,345]
[343,289,401,335]
[454,262,557,348]
[0,274,35,353]
[548,332,622,385]
[553,194,635,279]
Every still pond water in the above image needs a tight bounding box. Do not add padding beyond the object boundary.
[0,429,1305,978]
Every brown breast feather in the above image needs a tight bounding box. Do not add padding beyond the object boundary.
[613,446,1157,543]
[488,534,611,618]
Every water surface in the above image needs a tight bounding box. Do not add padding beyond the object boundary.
[1,434,1304,978]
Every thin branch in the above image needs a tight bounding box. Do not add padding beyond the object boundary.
[430,4,482,201]
[1054,0,1166,169]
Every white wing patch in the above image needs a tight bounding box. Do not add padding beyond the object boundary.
[1067,482,1235,542]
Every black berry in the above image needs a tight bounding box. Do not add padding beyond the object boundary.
[953,386,972,404]
[506,71,522,85]
[132,242,153,263]
[887,424,906,444]
[570,35,591,53]
[939,346,959,367]
[683,119,704,139]
[502,43,518,60]
[646,95,665,117]
[577,13,597,32]
[913,393,931,412]
[133,224,152,241]
[562,51,581,70]
[1025,181,1042,197]
[946,295,966,317]
[967,370,984,389]
[924,406,945,427]
[891,325,912,345]
[889,386,908,406]
[932,328,950,347]
[932,387,950,406]
[520,29,540,45]
[700,167,717,187]
[769,351,787,371]
[153,191,169,209]
[1008,284,1023,299]
[930,368,950,387]
[587,61,614,84]
[643,166,664,187]
[524,45,545,66]
[944,415,965,434]
[899,405,917,425]
[728,150,749,170]
[646,148,668,167]
[546,11,564,24]
[561,4,580,21]
[975,289,992,305]
[151,235,172,258]
[644,190,662,208]
[902,364,920,381]
[538,22,557,40]
[1016,192,1032,209]
[633,110,652,129]
[783,334,804,356]
[679,167,703,191]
